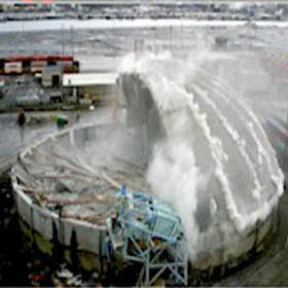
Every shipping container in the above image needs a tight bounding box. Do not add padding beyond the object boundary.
[4,61,22,74]
[31,61,47,73]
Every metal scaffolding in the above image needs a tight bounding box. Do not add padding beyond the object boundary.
[106,185,188,286]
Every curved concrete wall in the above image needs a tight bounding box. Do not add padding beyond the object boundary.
[11,122,279,275]
[12,172,106,253]
[11,124,110,262]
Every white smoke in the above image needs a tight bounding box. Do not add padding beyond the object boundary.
[118,49,172,75]
[119,50,211,260]
[147,140,201,260]
[117,48,284,264]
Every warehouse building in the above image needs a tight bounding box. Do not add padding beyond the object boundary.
[62,73,117,105]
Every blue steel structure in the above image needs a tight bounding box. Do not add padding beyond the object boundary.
[106,185,188,286]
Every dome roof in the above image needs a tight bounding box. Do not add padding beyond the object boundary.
[118,52,284,263]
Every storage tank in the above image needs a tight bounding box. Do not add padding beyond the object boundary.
[11,52,284,281]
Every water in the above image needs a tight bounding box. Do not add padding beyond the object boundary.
[0,19,288,34]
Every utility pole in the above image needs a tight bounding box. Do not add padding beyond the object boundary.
[61,25,65,55]
[71,26,74,57]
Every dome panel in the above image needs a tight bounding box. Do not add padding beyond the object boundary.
[119,53,284,264]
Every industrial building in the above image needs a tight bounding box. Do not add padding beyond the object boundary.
[41,65,63,88]
[0,62,117,108]
[62,73,117,105]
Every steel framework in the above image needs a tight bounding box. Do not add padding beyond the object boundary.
[106,186,188,286]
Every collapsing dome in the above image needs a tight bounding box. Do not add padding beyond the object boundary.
[118,52,284,269]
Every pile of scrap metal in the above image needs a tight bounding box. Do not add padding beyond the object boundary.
[12,134,146,226]
[105,186,188,286]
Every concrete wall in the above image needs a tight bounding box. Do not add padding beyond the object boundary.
[12,175,106,253]
[192,208,277,271]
